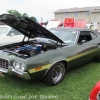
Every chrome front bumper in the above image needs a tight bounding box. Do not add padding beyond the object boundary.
[0,66,31,80]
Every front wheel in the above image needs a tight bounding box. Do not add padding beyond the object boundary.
[43,62,65,86]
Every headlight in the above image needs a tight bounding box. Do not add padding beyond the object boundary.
[13,61,25,71]
[15,63,20,69]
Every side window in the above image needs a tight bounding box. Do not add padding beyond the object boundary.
[78,31,92,43]
[7,28,22,36]
[90,32,98,39]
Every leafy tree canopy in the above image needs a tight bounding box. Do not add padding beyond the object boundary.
[7,10,37,22]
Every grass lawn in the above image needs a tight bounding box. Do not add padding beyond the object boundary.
[0,61,100,100]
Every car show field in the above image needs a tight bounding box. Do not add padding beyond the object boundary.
[0,14,100,100]
[0,1,100,100]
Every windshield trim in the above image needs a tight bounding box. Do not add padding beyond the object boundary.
[73,31,79,45]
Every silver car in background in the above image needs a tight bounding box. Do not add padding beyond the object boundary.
[0,25,24,44]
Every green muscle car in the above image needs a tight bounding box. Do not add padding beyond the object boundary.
[0,14,100,85]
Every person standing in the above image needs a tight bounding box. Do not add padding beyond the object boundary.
[90,25,95,30]
[97,22,100,31]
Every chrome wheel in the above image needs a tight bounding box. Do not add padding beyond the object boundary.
[43,62,65,85]
[52,63,65,83]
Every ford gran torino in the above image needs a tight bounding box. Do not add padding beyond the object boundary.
[0,14,100,85]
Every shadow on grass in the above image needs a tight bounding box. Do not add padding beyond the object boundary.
[0,73,51,88]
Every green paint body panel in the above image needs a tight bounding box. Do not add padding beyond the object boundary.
[29,70,47,81]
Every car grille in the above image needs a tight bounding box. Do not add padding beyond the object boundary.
[0,58,9,69]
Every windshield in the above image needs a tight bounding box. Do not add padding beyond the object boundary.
[50,30,77,45]
[0,27,10,35]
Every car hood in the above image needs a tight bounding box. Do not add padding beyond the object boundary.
[0,14,64,43]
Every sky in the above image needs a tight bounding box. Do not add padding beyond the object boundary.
[0,0,100,22]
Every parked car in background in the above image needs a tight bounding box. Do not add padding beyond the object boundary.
[0,25,24,44]
[0,14,100,86]
[46,20,60,29]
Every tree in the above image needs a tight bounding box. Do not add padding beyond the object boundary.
[7,10,37,22]
[7,10,21,17]
[22,13,29,17]
[29,16,36,22]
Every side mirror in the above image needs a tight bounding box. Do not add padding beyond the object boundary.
[81,40,86,43]
[78,40,86,45]
[10,33,15,36]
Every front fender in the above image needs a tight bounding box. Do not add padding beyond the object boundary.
[41,58,67,79]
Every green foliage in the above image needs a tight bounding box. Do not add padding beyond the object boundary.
[7,10,21,17]
[22,13,29,17]
[7,10,36,22]
[0,61,100,100]
[30,16,36,22]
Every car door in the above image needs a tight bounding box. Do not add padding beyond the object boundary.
[76,30,99,63]
[3,28,24,44]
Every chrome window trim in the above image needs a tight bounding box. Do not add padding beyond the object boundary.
[75,30,99,44]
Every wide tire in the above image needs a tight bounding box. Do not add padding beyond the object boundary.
[43,62,65,86]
